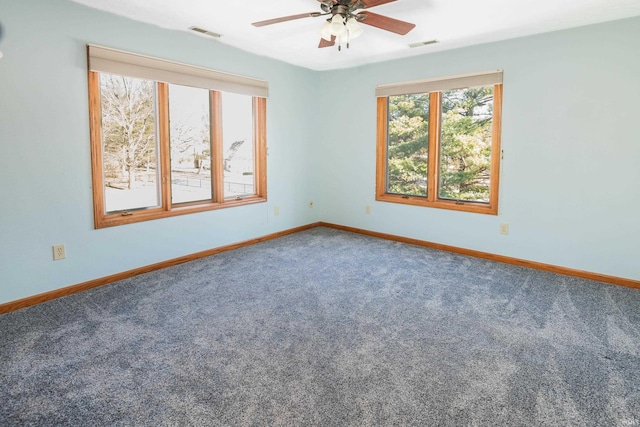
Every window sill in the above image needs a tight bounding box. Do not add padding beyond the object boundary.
[95,196,267,229]
[375,193,498,215]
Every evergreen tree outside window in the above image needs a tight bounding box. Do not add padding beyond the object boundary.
[376,71,503,215]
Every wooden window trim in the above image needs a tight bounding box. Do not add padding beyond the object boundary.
[88,71,267,229]
[253,97,268,200]
[158,82,172,212]
[376,83,503,215]
[211,90,225,204]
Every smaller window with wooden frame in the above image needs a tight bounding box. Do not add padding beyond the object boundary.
[87,45,268,228]
[376,70,503,215]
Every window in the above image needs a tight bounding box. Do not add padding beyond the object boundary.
[376,71,503,214]
[87,45,267,228]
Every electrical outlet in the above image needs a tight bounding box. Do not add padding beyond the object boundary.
[53,244,66,260]
[365,205,371,215]
[309,201,314,208]
[500,223,509,235]
[273,206,280,216]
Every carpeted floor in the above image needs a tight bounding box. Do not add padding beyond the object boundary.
[1,227,639,426]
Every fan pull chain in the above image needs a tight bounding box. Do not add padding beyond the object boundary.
[338,29,350,51]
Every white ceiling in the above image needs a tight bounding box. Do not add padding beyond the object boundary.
[71,0,640,71]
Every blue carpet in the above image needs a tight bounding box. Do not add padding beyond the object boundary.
[1,227,639,425]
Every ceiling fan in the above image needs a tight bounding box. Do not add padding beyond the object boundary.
[252,0,416,50]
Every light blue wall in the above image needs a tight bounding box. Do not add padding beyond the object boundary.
[316,17,640,281]
[0,0,321,304]
[1,1,638,306]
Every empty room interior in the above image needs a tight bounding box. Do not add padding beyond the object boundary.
[1,0,639,425]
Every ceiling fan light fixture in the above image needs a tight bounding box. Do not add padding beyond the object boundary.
[346,18,363,39]
[320,21,333,41]
[253,0,416,52]
[330,14,346,37]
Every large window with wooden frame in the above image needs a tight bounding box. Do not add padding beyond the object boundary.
[87,45,267,228]
[376,71,503,215]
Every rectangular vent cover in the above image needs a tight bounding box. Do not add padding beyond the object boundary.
[189,27,222,38]
[409,40,439,48]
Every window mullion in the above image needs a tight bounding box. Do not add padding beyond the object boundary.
[427,92,441,202]
[489,84,503,210]
[157,82,172,211]
[210,91,224,203]
[253,97,267,198]
[375,97,388,199]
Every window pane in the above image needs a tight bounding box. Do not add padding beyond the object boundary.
[168,84,212,204]
[100,74,160,213]
[221,92,254,198]
[439,86,494,203]
[386,94,429,197]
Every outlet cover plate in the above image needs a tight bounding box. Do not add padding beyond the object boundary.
[53,244,66,260]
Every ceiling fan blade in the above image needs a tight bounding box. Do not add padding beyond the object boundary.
[359,0,397,8]
[318,36,336,48]
[252,12,319,27]
[358,11,415,35]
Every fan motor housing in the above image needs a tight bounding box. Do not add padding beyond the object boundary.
[323,0,365,17]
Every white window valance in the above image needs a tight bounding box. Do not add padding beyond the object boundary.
[87,44,268,98]
[376,70,503,97]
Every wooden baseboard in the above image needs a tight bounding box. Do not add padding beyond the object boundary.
[319,222,640,290]
[2,220,637,315]
[0,223,321,315]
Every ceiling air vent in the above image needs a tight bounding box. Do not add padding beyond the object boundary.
[409,40,439,48]
[189,27,222,39]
